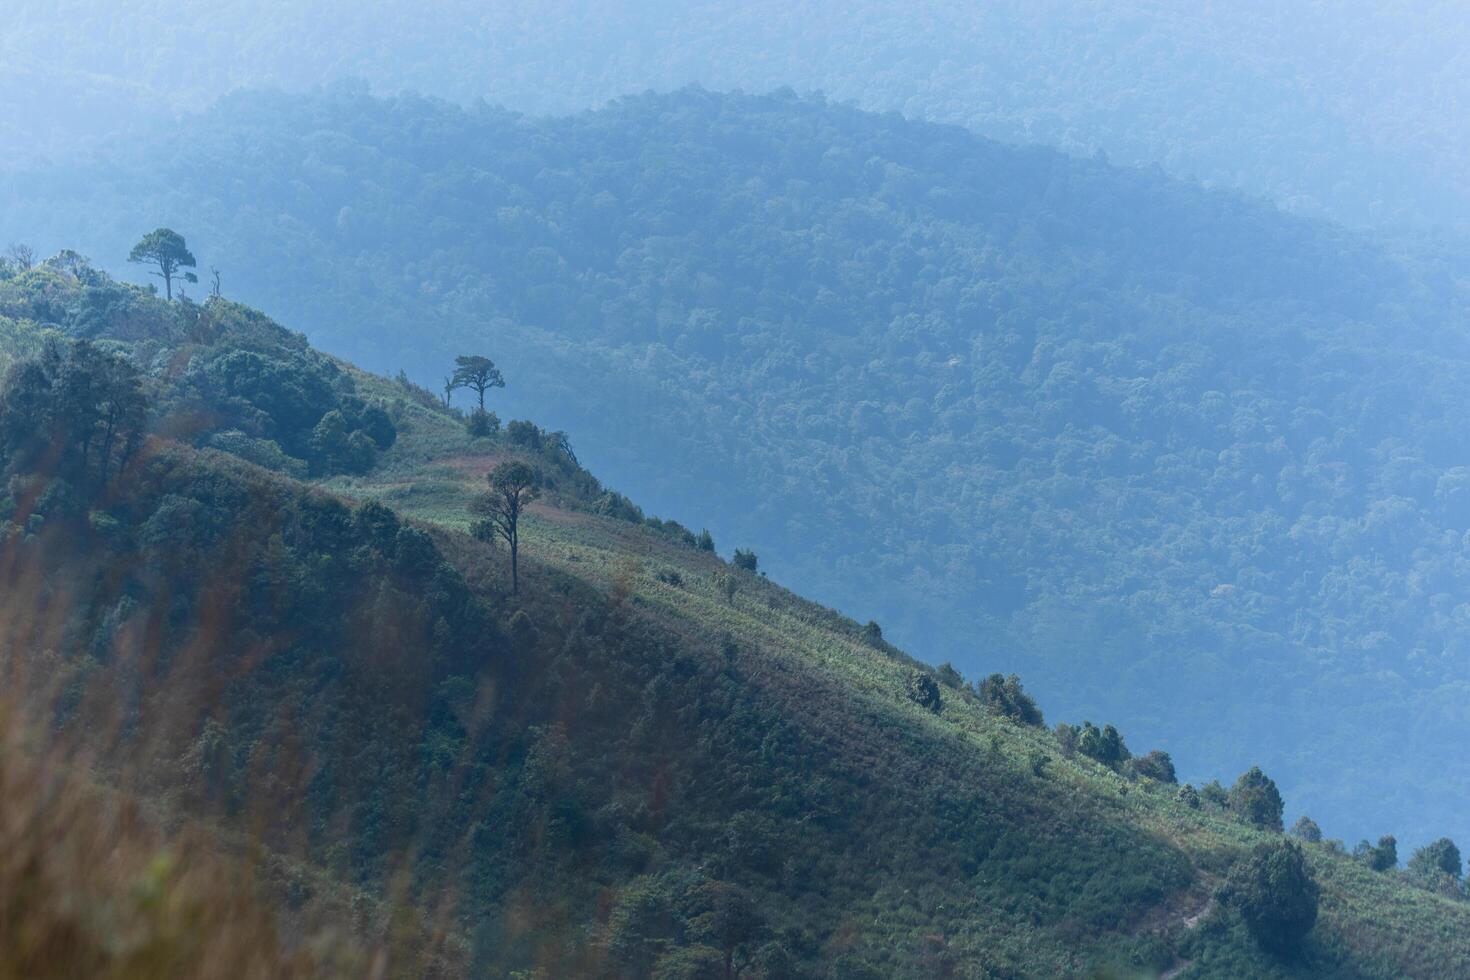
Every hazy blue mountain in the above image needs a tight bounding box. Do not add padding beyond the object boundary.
[7,89,1470,851]
[5,0,1469,231]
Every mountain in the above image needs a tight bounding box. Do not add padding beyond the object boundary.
[4,251,1470,978]
[6,87,1470,849]
[4,1,1470,231]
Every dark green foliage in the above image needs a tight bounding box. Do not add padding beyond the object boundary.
[1408,838,1461,880]
[1217,841,1320,955]
[977,673,1043,727]
[904,669,941,713]
[450,354,504,411]
[1229,768,1285,832]
[1075,722,1130,769]
[127,227,196,300]
[0,338,146,483]
[936,663,964,690]
[0,268,395,476]
[309,410,375,474]
[1289,816,1323,844]
[472,460,540,593]
[506,419,542,450]
[1177,784,1200,809]
[645,516,700,549]
[860,620,883,647]
[1355,835,1399,872]
[1199,780,1230,809]
[1129,750,1177,784]
[731,549,758,573]
[696,529,715,552]
[465,408,499,438]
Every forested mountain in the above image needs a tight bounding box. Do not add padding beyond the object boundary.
[4,258,1470,978]
[6,88,1470,850]
[4,0,1469,230]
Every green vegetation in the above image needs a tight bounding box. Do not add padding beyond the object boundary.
[1216,841,1320,956]
[1229,768,1286,834]
[7,88,1470,847]
[1,255,1469,976]
[127,227,197,301]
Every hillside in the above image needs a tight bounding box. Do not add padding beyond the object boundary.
[6,87,1470,849]
[4,1,1469,231]
[3,257,1470,977]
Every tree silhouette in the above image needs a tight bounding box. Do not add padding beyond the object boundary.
[128,228,197,300]
[472,461,540,593]
[451,355,505,411]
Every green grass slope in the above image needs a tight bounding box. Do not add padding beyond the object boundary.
[7,87,1470,849]
[1,262,1467,978]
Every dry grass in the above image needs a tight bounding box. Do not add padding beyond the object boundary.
[0,702,371,980]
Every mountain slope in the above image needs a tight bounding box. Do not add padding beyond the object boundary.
[6,88,1470,848]
[3,256,1470,978]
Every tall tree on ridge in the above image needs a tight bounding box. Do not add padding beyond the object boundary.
[128,228,197,300]
[452,355,504,411]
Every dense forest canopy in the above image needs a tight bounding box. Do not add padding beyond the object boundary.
[6,88,1470,851]
[3,0,1469,231]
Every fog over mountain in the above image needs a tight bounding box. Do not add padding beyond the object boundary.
[5,0,1469,231]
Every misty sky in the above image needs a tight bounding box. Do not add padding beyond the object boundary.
[5,0,1468,231]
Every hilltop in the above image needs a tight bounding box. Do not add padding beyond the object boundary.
[6,87,1470,847]
[3,256,1469,977]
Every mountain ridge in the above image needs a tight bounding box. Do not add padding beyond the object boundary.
[5,86,1469,847]
[2,251,1470,977]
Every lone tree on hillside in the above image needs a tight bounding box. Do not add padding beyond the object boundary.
[472,460,540,594]
[452,355,505,411]
[128,228,197,300]
[1229,766,1285,832]
[1217,840,1320,955]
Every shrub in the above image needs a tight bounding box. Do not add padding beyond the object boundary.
[1129,749,1177,784]
[506,418,542,450]
[1354,835,1398,871]
[936,663,964,690]
[977,673,1044,726]
[1217,840,1320,955]
[1289,816,1323,844]
[1054,722,1078,757]
[904,670,942,713]
[1177,784,1200,809]
[1075,721,1130,769]
[465,408,500,438]
[1228,767,1284,832]
[1199,780,1229,809]
[1408,837,1462,880]
[732,549,758,572]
